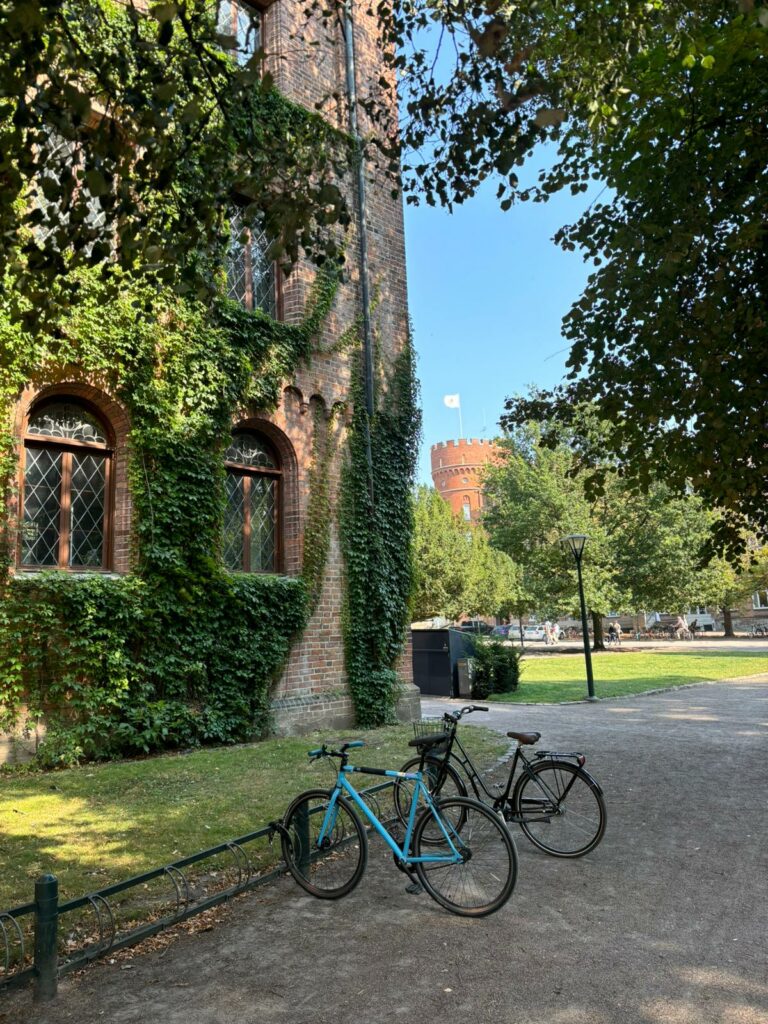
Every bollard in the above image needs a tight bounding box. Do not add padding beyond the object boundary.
[33,874,58,1002]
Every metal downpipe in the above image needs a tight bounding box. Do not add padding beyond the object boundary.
[342,1,375,488]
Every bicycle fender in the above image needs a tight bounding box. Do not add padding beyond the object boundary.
[533,758,604,796]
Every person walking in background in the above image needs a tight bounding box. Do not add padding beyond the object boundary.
[613,621,623,645]
[544,620,553,645]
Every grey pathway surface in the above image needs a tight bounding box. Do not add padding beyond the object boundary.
[6,676,768,1024]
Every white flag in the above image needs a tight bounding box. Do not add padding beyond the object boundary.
[443,394,460,409]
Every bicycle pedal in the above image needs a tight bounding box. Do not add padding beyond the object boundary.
[404,881,423,895]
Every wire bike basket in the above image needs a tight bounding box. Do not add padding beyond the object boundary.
[412,718,450,753]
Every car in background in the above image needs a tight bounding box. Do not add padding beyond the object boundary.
[457,619,495,635]
[491,624,513,639]
[522,624,546,642]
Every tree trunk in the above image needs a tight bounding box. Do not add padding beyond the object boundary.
[721,607,734,637]
[591,610,605,651]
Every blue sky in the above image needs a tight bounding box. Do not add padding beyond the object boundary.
[403,177,599,485]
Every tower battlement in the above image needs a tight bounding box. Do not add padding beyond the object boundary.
[430,438,502,520]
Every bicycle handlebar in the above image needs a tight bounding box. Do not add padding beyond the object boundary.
[308,739,365,761]
[443,704,489,723]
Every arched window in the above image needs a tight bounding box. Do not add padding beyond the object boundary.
[223,430,280,572]
[20,400,112,569]
[462,496,472,521]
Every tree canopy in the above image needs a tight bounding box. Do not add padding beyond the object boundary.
[483,420,737,630]
[411,485,520,621]
[355,0,768,556]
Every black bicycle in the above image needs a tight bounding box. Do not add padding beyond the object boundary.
[393,706,606,858]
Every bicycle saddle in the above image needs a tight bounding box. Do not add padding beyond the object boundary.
[507,731,541,745]
[408,732,450,749]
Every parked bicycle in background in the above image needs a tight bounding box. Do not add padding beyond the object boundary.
[395,707,606,859]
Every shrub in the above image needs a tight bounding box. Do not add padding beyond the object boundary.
[471,636,521,699]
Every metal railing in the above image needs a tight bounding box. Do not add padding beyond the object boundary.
[0,781,393,1003]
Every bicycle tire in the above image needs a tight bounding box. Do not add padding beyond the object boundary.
[413,797,518,917]
[512,761,606,858]
[393,755,468,838]
[281,788,368,899]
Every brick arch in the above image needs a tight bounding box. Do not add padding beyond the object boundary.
[15,380,130,444]
[229,415,301,575]
[12,380,133,573]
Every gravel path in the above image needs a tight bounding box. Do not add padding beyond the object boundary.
[7,675,768,1024]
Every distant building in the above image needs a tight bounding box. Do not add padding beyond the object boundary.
[430,438,502,522]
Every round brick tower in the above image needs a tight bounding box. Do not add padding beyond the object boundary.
[430,438,502,521]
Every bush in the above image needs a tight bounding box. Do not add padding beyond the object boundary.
[471,636,521,699]
[0,572,308,765]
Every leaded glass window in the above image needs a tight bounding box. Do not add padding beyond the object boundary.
[226,205,277,317]
[225,433,276,468]
[20,400,112,570]
[223,430,279,572]
[33,129,109,253]
[216,0,263,64]
[27,403,107,443]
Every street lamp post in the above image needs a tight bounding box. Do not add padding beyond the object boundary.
[560,534,596,701]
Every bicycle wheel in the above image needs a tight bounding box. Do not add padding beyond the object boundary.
[413,797,518,917]
[512,761,606,858]
[281,788,368,899]
[393,755,467,836]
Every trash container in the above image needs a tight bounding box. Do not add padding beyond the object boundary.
[456,657,474,698]
[411,628,476,697]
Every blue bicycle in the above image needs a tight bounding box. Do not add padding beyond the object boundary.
[281,740,518,917]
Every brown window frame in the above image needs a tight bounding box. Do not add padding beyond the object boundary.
[224,433,282,574]
[18,399,114,572]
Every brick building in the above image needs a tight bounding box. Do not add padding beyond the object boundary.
[430,438,502,522]
[3,1,419,758]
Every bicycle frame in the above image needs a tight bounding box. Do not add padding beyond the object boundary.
[430,729,589,822]
[320,765,464,865]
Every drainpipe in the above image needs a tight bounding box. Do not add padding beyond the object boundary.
[341,1,375,485]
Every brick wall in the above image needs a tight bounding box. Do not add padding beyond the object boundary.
[267,2,417,731]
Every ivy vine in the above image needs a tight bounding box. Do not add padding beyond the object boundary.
[340,339,421,727]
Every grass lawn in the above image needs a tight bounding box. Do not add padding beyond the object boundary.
[491,649,768,704]
[0,723,507,913]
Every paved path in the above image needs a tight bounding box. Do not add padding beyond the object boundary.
[7,677,768,1024]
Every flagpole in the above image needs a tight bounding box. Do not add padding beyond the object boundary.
[458,404,463,439]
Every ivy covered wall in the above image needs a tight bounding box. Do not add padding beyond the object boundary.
[0,267,340,764]
[0,7,421,765]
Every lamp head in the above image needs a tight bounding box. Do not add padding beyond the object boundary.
[560,533,588,560]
